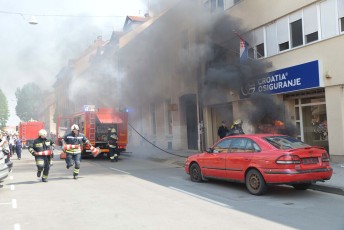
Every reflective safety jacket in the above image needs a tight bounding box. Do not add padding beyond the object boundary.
[108,133,118,148]
[63,132,88,154]
[28,137,55,156]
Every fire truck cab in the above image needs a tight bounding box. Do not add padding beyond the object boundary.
[57,107,128,158]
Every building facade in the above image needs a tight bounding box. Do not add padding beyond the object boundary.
[119,0,344,162]
[204,0,344,162]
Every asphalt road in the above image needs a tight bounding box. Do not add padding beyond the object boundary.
[1,149,344,230]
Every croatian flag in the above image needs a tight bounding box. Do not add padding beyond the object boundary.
[240,38,249,62]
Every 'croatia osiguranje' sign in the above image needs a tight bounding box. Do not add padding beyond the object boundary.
[240,60,320,97]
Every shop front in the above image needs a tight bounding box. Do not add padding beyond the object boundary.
[242,60,327,149]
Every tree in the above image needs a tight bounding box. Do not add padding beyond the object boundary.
[15,83,43,121]
[0,89,9,128]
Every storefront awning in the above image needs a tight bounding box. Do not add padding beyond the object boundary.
[96,112,123,124]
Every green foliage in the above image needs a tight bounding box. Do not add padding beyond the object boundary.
[0,89,9,128]
[15,83,43,122]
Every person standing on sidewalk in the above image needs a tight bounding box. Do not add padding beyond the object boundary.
[28,129,55,182]
[62,124,90,180]
[217,121,229,139]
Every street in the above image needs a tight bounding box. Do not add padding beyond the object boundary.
[1,149,344,230]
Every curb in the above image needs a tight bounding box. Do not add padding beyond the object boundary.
[310,184,344,196]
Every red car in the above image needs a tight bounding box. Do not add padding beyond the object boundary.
[185,134,332,195]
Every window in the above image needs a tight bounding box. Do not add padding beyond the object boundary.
[228,138,260,153]
[253,28,264,59]
[279,42,289,51]
[304,4,319,43]
[320,0,337,39]
[277,17,289,52]
[290,19,303,47]
[338,0,344,32]
[218,0,224,9]
[256,43,265,58]
[266,22,278,56]
[213,139,232,153]
[229,138,248,152]
[207,0,224,11]
[305,32,318,43]
[210,0,217,11]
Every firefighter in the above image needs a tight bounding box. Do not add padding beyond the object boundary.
[108,128,119,162]
[62,124,90,180]
[28,129,55,182]
[227,119,245,136]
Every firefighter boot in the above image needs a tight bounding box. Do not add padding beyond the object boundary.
[73,174,78,180]
[37,170,42,178]
[42,178,48,182]
[115,154,118,162]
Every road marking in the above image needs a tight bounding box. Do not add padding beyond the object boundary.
[10,176,13,180]
[14,223,20,230]
[109,168,130,174]
[11,185,15,190]
[12,199,17,208]
[169,187,229,207]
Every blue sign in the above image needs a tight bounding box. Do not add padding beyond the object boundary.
[240,60,320,97]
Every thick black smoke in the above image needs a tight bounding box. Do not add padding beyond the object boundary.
[201,11,296,135]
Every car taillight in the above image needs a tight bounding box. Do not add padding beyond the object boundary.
[321,152,330,162]
[276,155,301,164]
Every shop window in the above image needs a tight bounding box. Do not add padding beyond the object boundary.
[302,104,328,151]
[341,17,344,32]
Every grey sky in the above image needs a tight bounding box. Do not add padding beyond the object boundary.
[0,0,147,126]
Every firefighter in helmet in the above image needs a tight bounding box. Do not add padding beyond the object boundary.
[28,129,55,182]
[108,128,119,162]
[62,124,90,180]
[227,119,245,136]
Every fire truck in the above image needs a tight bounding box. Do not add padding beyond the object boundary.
[57,107,128,158]
[17,120,45,148]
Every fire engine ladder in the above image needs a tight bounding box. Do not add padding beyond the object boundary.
[89,112,96,144]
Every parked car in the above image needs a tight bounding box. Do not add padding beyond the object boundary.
[185,134,333,195]
[0,151,9,185]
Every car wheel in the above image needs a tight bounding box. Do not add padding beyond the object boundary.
[190,163,202,182]
[245,169,267,195]
[293,183,312,190]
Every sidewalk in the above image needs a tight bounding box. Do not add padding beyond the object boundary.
[126,146,344,196]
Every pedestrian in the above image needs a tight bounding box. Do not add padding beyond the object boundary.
[14,136,22,160]
[217,121,229,139]
[28,129,55,182]
[108,128,119,162]
[8,135,14,156]
[62,124,90,180]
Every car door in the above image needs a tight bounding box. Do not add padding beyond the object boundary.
[201,138,232,178]
[225,138,256,181]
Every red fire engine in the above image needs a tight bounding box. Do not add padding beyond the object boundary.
[17,121,45,148]
[57,107,128,158]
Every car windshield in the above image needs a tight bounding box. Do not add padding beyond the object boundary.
[264,136,310,150]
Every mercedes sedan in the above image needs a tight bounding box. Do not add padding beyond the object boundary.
[185,134,333,195]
